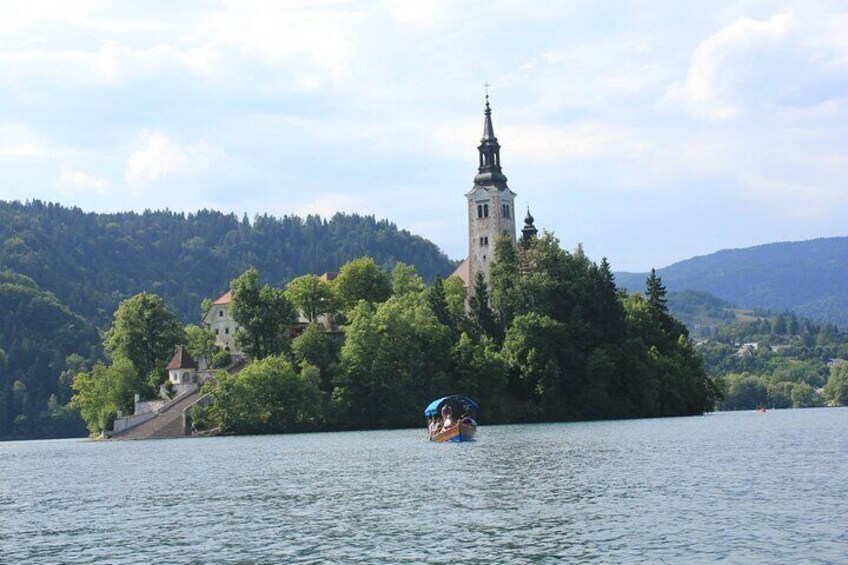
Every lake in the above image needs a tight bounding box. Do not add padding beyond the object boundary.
[2,408,846,563]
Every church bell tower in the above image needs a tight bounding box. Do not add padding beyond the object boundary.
[466,94,517,288]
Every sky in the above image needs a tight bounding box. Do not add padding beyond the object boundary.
[1,0,846,272]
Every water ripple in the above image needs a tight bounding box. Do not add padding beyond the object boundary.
[1,408,847,563]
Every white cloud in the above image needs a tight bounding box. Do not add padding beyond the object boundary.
[381,0,446,28]
[0,124,49,157]
[56,168,109,194]
[125,131,215,191]
[192,1,364,81]
[665,13,794,119]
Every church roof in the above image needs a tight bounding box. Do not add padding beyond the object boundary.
[451,258,471,288]
[212,291,232,305]
[166,345,198,370]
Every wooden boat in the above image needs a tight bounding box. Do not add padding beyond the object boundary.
[430,419,477,443]
[425,395,478,443]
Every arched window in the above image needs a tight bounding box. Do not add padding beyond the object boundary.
[477,204,483,218]
[483,204,489,218]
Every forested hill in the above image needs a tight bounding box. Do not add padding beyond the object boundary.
[0,200,456,325]
[615,237,848,327]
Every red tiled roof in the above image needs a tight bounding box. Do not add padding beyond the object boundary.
[451,258,470,288]
[166,345,198,370]
[213,291,232,305]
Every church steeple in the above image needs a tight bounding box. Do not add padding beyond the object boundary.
[474,94,509,190]
[521,207,538,248]
[463,90,518,291]
[482,95,496,140]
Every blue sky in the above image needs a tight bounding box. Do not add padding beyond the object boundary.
[1,1,846,271]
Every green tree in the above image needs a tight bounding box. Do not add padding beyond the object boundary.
[468,271,498,340]
[335,293,451,428]
[426,274,452,329]
[284,274,336,322]
[489,234,521,330]
[103,292,184,391]
[292,323,338,389]
[201,355,324,434]
[230,268,296,360]
[449,333,508,420]
[70,357,139,436]
[391,262,426,296]
[823,362,848,406]
[443,275,468,327]
[185,324,217,367]
[790,382,819,408]
[502,312,571,419]
[333,257,392,311]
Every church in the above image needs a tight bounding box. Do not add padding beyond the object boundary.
[452,95,537,291]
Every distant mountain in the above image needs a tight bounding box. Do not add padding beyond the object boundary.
[0,200,457,325]
[616,237,848,327]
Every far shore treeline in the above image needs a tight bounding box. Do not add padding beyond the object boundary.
[70,230,721,437]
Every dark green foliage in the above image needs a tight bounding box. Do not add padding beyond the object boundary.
[103,292,184,391]
[666,290,736,331]
[468,271,499,340]
[230,268,296,360]
[0,271,96,439]
[334,257,392,310]
[211,350,232,369]
[284,274,336,322]
[0,200,455,326]
[334,293,451,429]
[292,323,339,390]
[449,333,508,421]
[492,233,716,421]
[824,363,848,406]
[201,355,325,434]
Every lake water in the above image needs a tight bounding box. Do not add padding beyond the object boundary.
[2,408,846,564]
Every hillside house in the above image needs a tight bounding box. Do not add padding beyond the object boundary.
[204,291,237,352]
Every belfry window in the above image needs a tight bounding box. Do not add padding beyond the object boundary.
[483,204,489,218]
[502,203,510,218]
[477,204,483,219]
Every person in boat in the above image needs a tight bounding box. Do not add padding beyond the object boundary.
[427,416,440,437]
[441,404,453,428]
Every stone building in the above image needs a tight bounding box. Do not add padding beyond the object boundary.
[452,96,518,290]
[204,291,237,352]
[166,344,199,385]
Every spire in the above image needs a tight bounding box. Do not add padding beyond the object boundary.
[474,91,508,190]
[482,94,496,141]
[521,207,538,246]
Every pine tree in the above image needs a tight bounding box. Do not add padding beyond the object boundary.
[468,271,499,340]
[489,234,520,329]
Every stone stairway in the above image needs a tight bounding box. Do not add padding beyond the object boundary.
[110,389,202,440]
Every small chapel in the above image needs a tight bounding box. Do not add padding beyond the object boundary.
[452,94,537,291]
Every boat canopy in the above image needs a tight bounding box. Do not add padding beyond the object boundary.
[424,395,479,417]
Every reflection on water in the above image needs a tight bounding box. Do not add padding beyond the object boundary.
[2,408,847,563]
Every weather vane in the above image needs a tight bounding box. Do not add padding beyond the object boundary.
[483,81,490,100]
